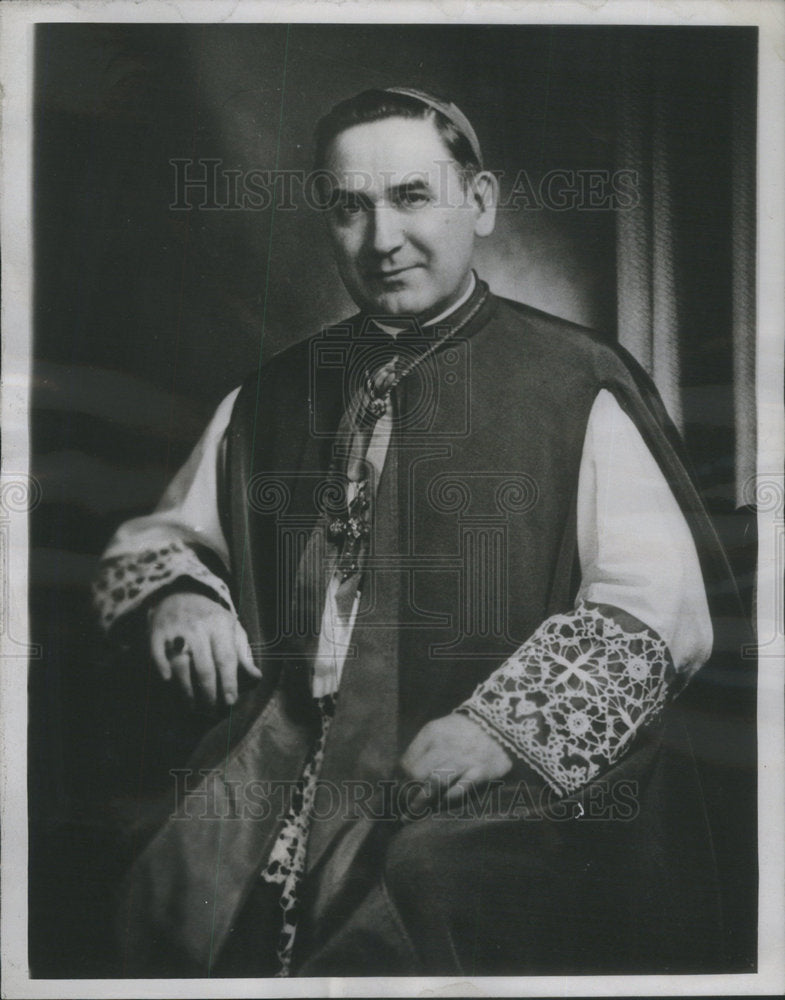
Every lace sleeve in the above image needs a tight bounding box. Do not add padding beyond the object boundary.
[457,601,675,796]
[92,540,236,632]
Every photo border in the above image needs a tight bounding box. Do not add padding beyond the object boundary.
[2,2,783,997]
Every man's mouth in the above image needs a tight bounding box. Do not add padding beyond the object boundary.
[367,265,420,280]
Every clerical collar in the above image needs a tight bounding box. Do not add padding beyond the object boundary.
[371,271,477,337]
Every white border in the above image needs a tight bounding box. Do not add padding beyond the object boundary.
[2,2,783,997]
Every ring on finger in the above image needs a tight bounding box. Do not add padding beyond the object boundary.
[165,635,192,660]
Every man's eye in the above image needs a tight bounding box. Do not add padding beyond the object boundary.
[396,189,430,208]
[332,194,364,216]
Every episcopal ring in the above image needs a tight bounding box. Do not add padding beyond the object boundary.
[164,635,190,659]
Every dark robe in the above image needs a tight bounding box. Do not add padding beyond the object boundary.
[116,279,756,976]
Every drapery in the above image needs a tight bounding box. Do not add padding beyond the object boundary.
[615,30,756,508]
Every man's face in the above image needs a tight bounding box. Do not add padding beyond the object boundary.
[322,116,492,319]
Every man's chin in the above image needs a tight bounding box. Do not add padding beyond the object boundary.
[357,286,435,320]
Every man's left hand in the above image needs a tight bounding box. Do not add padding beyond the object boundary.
[398,713,513,812]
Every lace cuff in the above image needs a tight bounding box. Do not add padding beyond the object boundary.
[92,540,235,632]
[457,602,675,796]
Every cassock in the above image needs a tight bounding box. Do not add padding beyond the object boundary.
[94,275,754,977]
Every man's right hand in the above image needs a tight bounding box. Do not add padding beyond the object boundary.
[148,592,261,708]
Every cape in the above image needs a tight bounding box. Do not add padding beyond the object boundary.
[117,280,756,974]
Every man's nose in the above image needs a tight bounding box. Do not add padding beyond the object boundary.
[369,203,404,255]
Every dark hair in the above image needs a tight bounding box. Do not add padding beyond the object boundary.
[313,88,482,187]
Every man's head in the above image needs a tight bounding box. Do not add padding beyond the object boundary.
[314,88,497,320]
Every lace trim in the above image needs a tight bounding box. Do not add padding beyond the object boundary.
[92,541,234,631]
[261,695,336,977]
[458,602,674,796]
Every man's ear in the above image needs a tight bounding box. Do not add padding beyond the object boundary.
[471,170,498,237]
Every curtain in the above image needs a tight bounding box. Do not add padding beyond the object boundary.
[614,30,756,509]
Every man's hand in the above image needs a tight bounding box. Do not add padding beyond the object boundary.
[148,592,261,708]
[398,713,513,811]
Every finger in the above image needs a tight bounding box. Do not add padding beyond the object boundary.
[399,738,437,782]
[444,767,485,804]
[399,720,444,776]
[150,627,172,681]
[429,767,461,804]
[403,743,458,785]
[403,767,455,818]
[234,622,262,679]
[398,752,431,785]
[188,630,217,706]
[211,627,239,706]
[169,652,194,701]
[401,781,433,820]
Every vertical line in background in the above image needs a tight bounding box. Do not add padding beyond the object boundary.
[206,22,292,978]
[731,36,757,509]
[614,37,654,375]
[651,67,682,431]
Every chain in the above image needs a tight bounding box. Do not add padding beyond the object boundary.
[362,285,489,422]
[328,284,490,570]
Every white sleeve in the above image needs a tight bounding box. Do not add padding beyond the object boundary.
[93,387,241,631]
[576,388,713,677]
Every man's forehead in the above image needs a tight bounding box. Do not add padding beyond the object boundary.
[323,116,459,188]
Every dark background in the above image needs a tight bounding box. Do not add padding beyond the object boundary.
[30,23,757,977]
